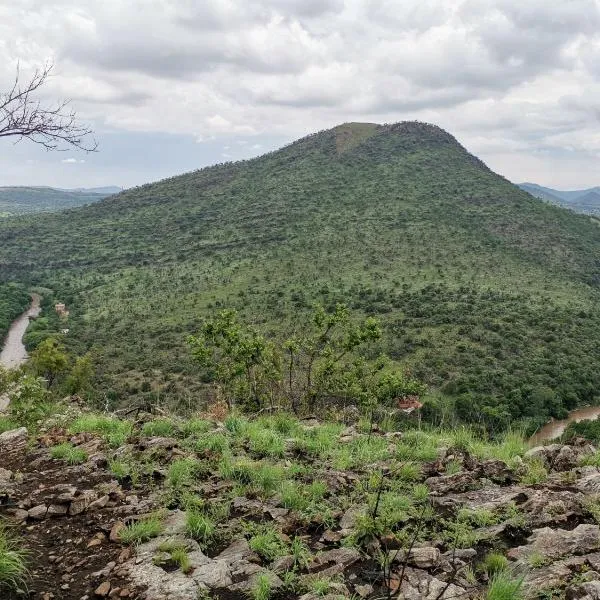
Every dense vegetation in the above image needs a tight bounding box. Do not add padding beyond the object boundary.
[2,122,600,430]
[0,186,115,216]
[0,284,30,343]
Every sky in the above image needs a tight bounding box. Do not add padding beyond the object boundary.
[1,0,600,190]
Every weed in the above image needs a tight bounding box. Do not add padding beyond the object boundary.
[486,571,524,600]
[156,540,193,574]
[186,511,216,548]
[49,443,88,465]
[0,522,28,592]
[482,552,509,577]
[519,459,548,485]
[119,515,163,545]
[247,525,288,562]
[142,419,177,437]
[249,573,272,600]
[68,414,132,447]
[247,426,286,458]
[167,458,203,489]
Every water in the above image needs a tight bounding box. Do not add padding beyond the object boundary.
[529,405,600,446]
[0,294,41,369]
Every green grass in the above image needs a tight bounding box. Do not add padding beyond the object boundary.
[249,573,273,600]
[141,419,177,437]
[486,571,524,600]
[156,541,193,574]
[0,522,28,592]
[68,414,132,447]
[119,515,163,545]
[49,443,88,465]
[185,511,215,547]
[248,525,288,562]
[481,552,509,577]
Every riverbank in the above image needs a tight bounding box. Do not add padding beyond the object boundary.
[0,293,41,370]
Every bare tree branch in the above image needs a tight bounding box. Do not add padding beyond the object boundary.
[0,62,97,152]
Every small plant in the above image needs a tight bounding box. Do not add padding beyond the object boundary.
[142,419,177,437]
[167,458,203,489]
[155,540,193,574]
[119,515,163,545]
[290,537,311,570]
[186,511,215,548]
[249,572,273,600]
[482,552,509,577]
[181,418,213,437]
[527,550,550,568]
[248,525,288,562]
[457,507,498,527]
[0,522,29,592]
[444,459,462,475]
[50,442,88,465]
[519,458,548,485]
[486,570,524,600]
[310,577,337,597]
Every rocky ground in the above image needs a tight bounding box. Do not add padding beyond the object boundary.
[2,404,600,599]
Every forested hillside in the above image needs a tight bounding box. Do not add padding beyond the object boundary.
[2,122,600,430]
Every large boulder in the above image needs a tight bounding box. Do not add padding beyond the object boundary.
[513,525,600,563]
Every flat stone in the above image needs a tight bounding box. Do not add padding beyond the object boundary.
[0,427,27,444]
[47,504,69,517]
[28,504,48,520]
[69,490,98,515]
[94,581,111,597]
[393,547,441,569]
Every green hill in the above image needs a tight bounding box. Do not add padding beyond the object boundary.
[519,182,600,216]
[0,186,118,216]
[2,121,600,429]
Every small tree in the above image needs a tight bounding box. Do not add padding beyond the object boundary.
[65,353,94,395]
[29,337,69,387]
[1,62,96,151]
[188,310,279,410]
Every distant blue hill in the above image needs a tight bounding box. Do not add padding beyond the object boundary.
[0,185,122,216]
[518,182,600,216]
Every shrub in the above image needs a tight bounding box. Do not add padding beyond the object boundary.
[248,526,288,562]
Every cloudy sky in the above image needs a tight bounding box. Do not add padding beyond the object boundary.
[1,0,600,190]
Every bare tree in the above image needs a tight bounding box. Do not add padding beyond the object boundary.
[0,62,97,151]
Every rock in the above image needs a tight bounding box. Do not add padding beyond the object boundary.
[554,446,578,471]
[94,581,111,597]
[216,539,260,564]
[426,471,481,494]
[0,467,12,482]
[0,427,27,444]
[339,506,365,534]
[110,522,125,542]
[5,508,29,523]
[308,548,361,572]
[89,495,110,510]
[137,437,179,450]
[47,504,69,517]
[514,525,600,563]
[398,567,466,599]
[28,504,48,520]
[522,489,585,527]
[271,555,295,574]
[355,584,374,598]
[567,581,600,600]
[69,490,98,515]
[393,547,441,569]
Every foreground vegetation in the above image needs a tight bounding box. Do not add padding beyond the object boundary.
[2,122,600,428]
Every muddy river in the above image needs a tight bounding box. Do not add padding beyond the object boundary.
[529,405,600,445]
[0,294,41,370]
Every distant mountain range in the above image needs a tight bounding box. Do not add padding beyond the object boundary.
[518,183,600,216]
[0,186,122,216]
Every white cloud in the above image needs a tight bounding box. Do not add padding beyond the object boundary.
[61,157,85,164]
[1,0,600,187]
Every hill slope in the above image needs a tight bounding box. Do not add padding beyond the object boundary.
[519,182,600,216]
[0,186,119,216]
[2,122,600,428]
